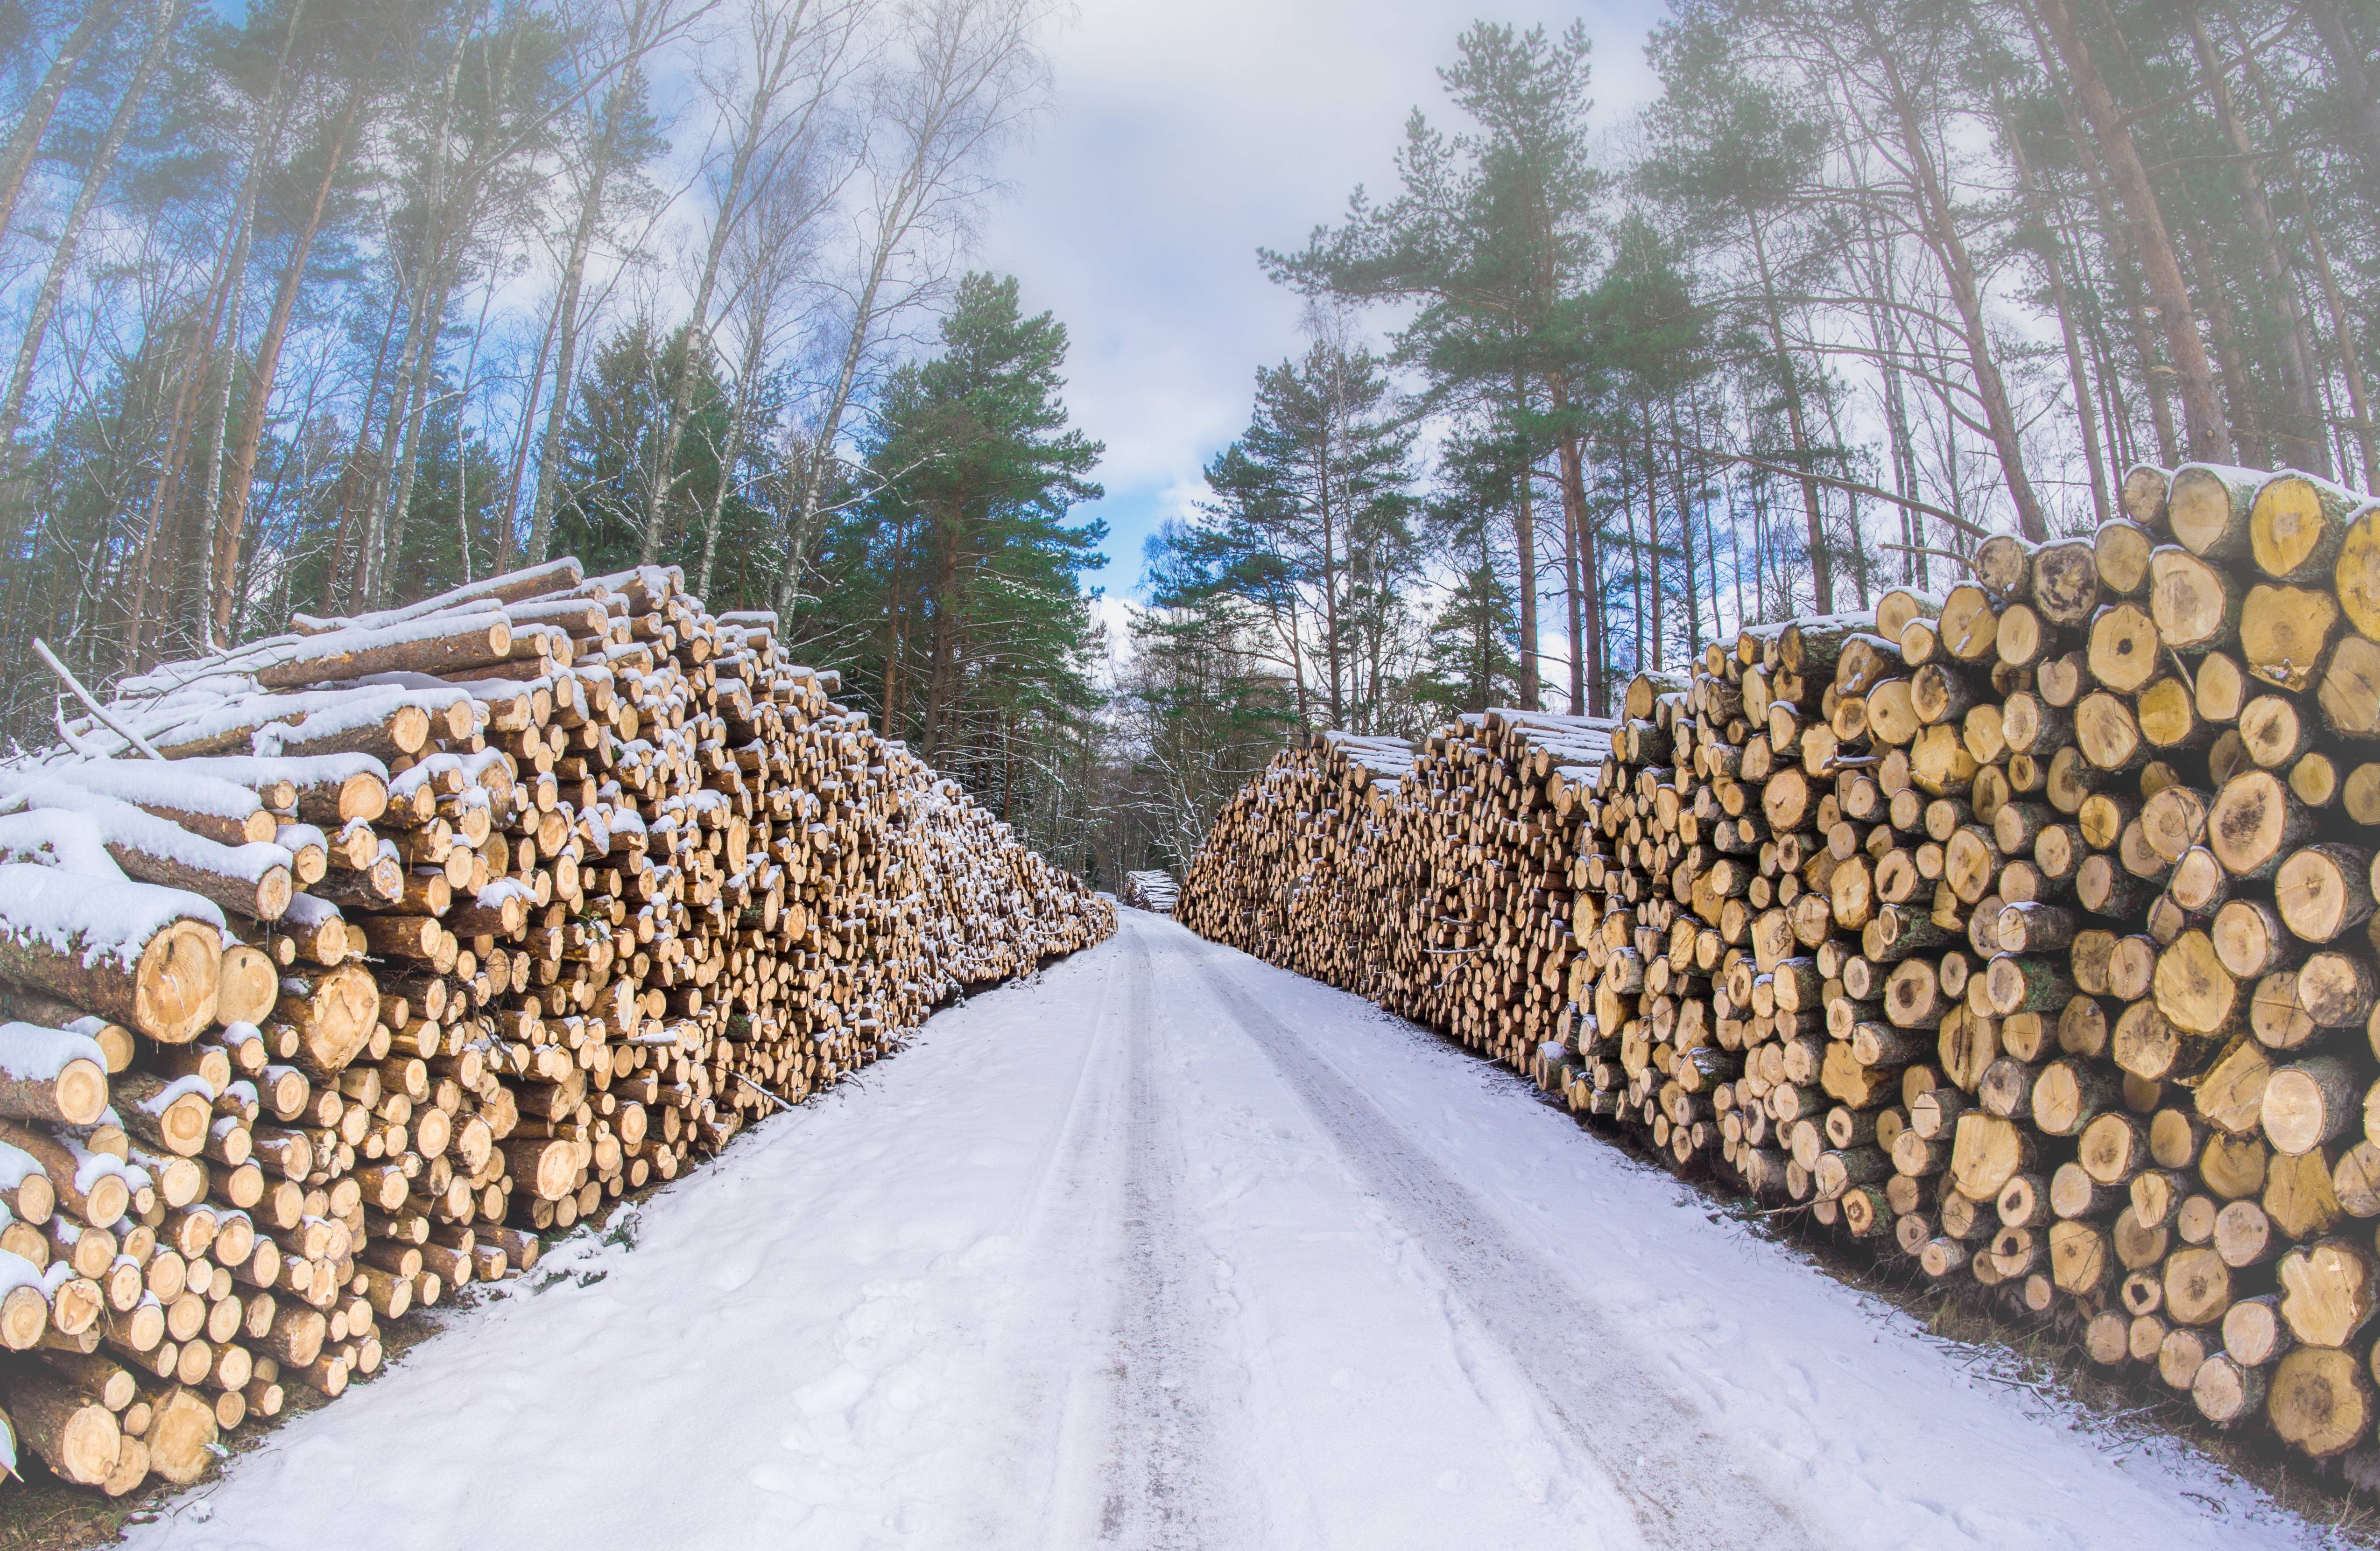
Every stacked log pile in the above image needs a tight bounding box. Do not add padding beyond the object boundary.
[1181,460,2380,1467]
[1180,730,1416,1005]
[1120,872,1179,914]
[1181,716,1613,1071]
[0,560,1111,1494]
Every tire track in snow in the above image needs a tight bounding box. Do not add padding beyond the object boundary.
[1024,927,1241,1547]
[1094,927,1236,1548]
[1164,922,1819,1551]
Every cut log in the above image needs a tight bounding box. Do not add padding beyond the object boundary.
[0,1024,108,1127]
[2239,584,2340,694]
[0,869,220,1043]
[2168,463,2264,559]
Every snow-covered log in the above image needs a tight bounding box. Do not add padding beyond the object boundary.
[1120,871,1178,913]
[252,615,516,690]
[0,763,279,847]
[0,1120,129,1228]
[1180,457,2380,1473]
[287,557,583,637]
[4,785,292,921]
[0,867,222,1043]
[0,552,1111,1497]
[0,1024,108,1128]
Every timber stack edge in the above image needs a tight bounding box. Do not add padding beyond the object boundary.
[1181,459,2380,1465]
[0,556,1113,1492]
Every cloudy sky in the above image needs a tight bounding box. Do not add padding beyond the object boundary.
[975,0,1668,608]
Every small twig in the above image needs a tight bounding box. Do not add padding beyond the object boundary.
[33,639,166,760]
[730,1071,802,1112]
[1878,541,1975,566]
[52,695,105,759]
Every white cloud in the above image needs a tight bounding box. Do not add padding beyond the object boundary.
[977,0,1667,598]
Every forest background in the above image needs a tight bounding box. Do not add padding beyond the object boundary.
[0,0,2374,885]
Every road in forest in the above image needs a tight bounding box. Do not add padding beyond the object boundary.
[121,912,2322,1550]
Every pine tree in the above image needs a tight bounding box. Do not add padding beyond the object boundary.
[801,272,1105,785]
[1197,334,1415,733]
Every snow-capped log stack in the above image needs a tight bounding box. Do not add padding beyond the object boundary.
[1178,731,1415,1003]
[0,559,1111,1495]
[1368,712,1614,1074]
[1120,871,1179,914]
[1180,457,2380,1471]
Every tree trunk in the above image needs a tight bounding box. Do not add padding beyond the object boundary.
[1513,414,1538,709]
[0,0,120,253]
[697,298,770,598]
[1666,396,1702,656]
[214,68,365,640]
[2013,0,2175,469]
[1319,403,1343,727]
[1864,21,2048,540]
[779,196,908,618]
[494,286,559,571]
[1861,211,1929,586]
[1992,75,2112,525]
[880,519,909,730]
[2188,5,2328,474]
[2239,29,2380,489]
[1624,452,1645,669]
[1553,424,1601,715]
[1642,400,1665,670]
[2179,219,2267,465]
[358,11,469,606]
[2304,0,2380,190]
[921,510,963,757]
[1562,457,1584,713]
[524,155,608,566]
[1746,211,1831,613]
[2027,0,2230,461]
[0,0,183,488]
[640,7,825,569]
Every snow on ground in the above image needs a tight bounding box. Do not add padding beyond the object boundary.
[122,912,2332,1550]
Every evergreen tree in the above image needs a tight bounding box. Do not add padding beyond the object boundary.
[1270,22,1606,710]
[1196,332,1416,733]
[793,272,1106,830]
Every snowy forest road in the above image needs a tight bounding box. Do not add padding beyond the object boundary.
[125,913,2323,1551]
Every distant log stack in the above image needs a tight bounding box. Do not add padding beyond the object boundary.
[1120,871,1179,914]
[1181,730,1418,1006]
[1181,459,2380,1467]
[0,560,1111,1494]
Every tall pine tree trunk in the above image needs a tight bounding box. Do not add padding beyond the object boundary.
[2239,31,2380,486]
[1562,460,1584,714]
[525,157,610,564]
[0,0,183,491]
[0,0,120,253]
[1991,70,2112,524]
[1553,423,1601,714]
[1746,212,1831,613]
[1507,378,1538,709]
[358,9,469,605]
[1666,395,1701,656]
[698,294,771,599]
[2028,0,2230,461]
[2304,0,2380,189]
[1861,21,2049,540]
[1640,400,1663,670]
[2188,5,2328,473]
